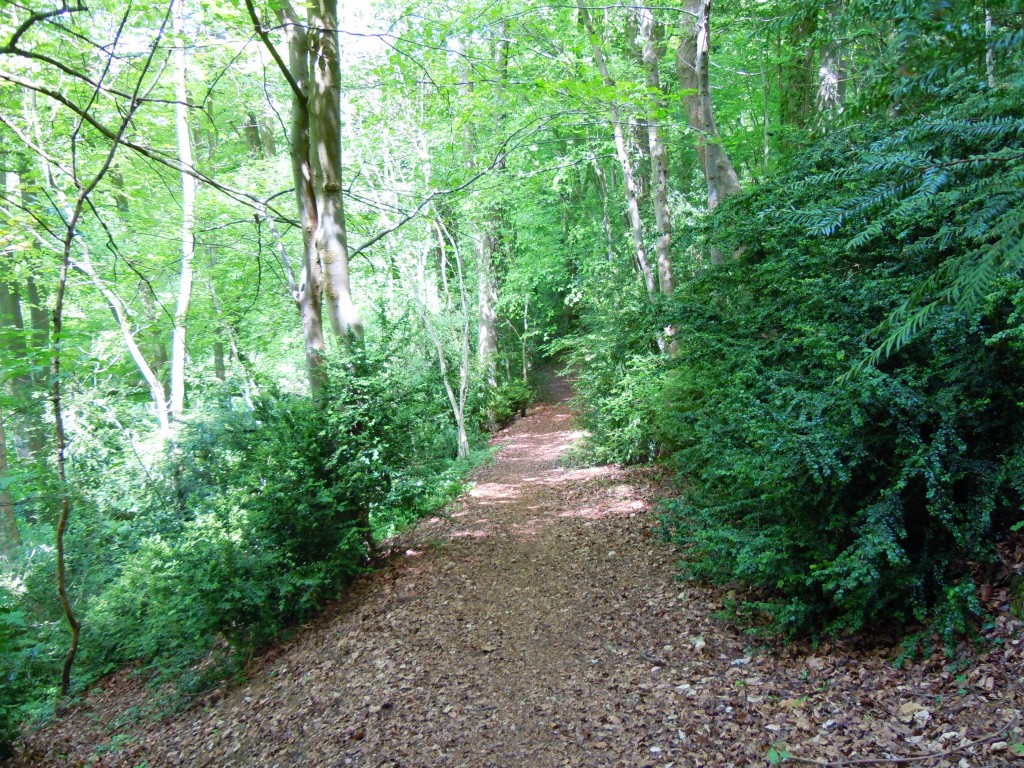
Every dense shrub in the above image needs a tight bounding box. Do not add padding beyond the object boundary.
[0,331,491,750]
[552,274,667,465]
[79,351,468,677]
[654,102,1024,642]
[0,586,29,757]
[481,377,534,429]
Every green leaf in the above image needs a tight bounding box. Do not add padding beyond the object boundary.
[0,611,26,629]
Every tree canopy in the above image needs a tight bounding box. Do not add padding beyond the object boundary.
[1,0,1023,753]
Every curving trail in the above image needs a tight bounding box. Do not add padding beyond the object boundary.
[12,382,1022,767]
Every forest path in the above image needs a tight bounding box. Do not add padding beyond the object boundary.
[14,379,1022,767]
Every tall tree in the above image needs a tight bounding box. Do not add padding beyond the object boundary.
[0,402,19,556]
[577,2,656,296]
[636,7,673,300]
[170,0,196,420]
[816,6,846,115]
[780,5,819,128]
[476,26,509,400]
[678,0,742,261]
[248,0,363,392]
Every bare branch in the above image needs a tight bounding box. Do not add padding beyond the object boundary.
[244,0,306,103]
[0,2,87,53]
[351,113,561,257]
[0,69,294,222]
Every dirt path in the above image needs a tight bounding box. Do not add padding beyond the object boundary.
[11,386,1023,767]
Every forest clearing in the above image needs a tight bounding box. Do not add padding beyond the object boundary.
[3,0,1024,764]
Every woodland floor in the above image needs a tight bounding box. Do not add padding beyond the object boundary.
[8,378,1024,768]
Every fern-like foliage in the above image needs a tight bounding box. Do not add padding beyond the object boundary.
[785,73,1024,376]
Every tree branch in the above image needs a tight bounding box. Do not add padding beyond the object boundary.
[350,113,560,257]
[244,0,306,103]
[0,69,294,223]
[0,2,87,53]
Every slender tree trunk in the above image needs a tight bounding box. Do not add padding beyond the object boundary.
[448,220,472,458]
[18,156,52,365]
[206,245,226,381]
[170,0,196,420]
[410,221,470,459]
[985,5,996,88]
[759,26,771,171]
[679,0,743,262]
[24,274,47,351]
[476,230,499,390]
[274,2,327,391]
[308,0,363,343]
[2,162,47,460]
[0,267,32,452]
[0,404,20,556]
[75,256,171,434]
[637,7,673,298]
[259,116,277,158]
[52,248,79,695]
[592,160,616,262]
[694,1,742,213]
[202,96,217,163]
[521,294,529,382]
[138,280,170,396]
[578,2,656,295]
[475,27,509,400]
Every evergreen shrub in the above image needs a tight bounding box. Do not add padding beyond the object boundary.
[657,105,1024,641]
[84,350,465,679]
[554,284,666,465]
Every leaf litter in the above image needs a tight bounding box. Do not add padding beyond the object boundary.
[7,382,1023,767]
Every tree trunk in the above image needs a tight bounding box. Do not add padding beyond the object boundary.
[0,268,48,460]
[816,10,846,115]
[447,219,472,458]
[273,2,327,391]
[780,8,818,128]
[308,0,363,343]
[409,221,470,459]
[253,0,362,391]
[0,403,21,556]
[75,256,171,434]
[259,116,277,158]
[679,0,743,261]
[592,160,616,262]
[759,26,771,170]
[170,0,196,420]
[695,1,742,212]
[637,7,673,298]
[476,230,499,390]
[138,280,170,395]
[0,269,29,430]
[478,28,510,398]
[578,2,656,296]
[2,162,48,460]
[985,5,996,88]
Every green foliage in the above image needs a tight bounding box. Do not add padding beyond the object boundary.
[552,278,666,465]
[481,378,534,430]
[654,109,1024,641]
[787,81,1024,373]
[0,585,29,758]
[80,351,467,679]
[0,347,485,743]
